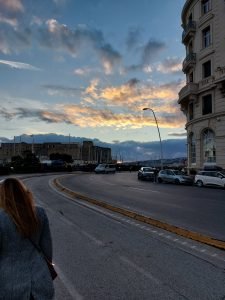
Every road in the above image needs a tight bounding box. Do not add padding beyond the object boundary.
[58,171,225,241]
[23,174,225,300]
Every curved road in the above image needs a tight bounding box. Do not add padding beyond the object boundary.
[16,174,225,299]
[59,172,225,241]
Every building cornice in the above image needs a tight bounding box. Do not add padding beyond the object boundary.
[186,112,225,128]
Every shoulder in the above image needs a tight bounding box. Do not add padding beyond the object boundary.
[35,206,48,222]
[0,208,9,219]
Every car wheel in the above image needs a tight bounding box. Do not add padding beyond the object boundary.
[196,180,203,187]
[174,179,180,184]
[158,177,162,183]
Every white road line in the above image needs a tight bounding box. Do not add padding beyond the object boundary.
[55,265,83,300]
[119,256,160,285]
[36,198,104,247]
[130,187,160,193]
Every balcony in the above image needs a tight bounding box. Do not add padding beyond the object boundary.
[182,53,196,72]
[182,20,196,44]
[178,82,198,104]
[199,76,215,90]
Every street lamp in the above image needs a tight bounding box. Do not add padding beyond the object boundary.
[143,107,163,170]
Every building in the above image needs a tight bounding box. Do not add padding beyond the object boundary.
[0,141,112,164]
[178,0,225,171]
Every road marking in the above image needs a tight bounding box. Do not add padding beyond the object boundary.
[119,256,160,285]
[55,265,83,300]
[130,187,160,193]
[36,196,104,247]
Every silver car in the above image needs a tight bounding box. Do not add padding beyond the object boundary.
[158,169,193,185]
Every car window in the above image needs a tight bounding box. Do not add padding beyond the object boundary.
[174,170,184,175]
[167,170,173,175]
[217,172,224,179]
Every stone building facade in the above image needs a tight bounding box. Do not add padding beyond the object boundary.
[0,141,112,164]
[178,0,225,171]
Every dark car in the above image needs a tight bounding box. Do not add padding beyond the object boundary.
[138,167,155,181]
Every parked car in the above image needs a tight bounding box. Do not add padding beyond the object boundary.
[94,164,116,174]
[158,169,193,185]
[195,170,225,188]
[138,167,155,181]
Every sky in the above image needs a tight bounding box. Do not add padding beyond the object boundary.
[0,0,186,145]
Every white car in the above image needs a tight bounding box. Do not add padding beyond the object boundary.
[94,164,116,174]
[195,170,225,188]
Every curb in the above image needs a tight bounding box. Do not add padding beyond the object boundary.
[53,177,225,251]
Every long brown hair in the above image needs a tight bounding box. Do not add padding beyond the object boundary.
[0,177,39,237]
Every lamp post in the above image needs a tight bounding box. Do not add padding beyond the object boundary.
[143,107,163,170]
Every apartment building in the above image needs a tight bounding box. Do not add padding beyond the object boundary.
[0,141,112,164]
[178,0,225,171]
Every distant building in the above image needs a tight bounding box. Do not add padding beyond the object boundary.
[178,0,225,171]
[0,141,112,164]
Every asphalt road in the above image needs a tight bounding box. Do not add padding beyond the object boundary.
[58,172,225,241]
[23,174,225,300]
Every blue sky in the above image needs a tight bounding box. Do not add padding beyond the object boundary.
[0,0,186,144]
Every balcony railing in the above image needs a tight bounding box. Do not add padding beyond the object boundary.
[178,82,198,104]
[199,76,215,89]
[182,53,196,72]
[182,20,196,43]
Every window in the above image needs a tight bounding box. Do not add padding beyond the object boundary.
[202,60,211,78]
[189,72,193,82]
[202,129,216,163]
[202,94,212,115]
[202,26,211,48]
[189,133,196,163]
[189,102,194,120]
[202,0,211,15]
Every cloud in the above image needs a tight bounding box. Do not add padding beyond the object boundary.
[168,132,187,137]
[38,19,122,74]
[124,39,165,74]
[126,27,142,50]
[141,39,165,65]
[0,26,32,54]
[98,43,121,74]
[0,59,40,71]
[84,77,184,109]
[0,15,18,26]
[43,84,84,97]
[0,0,24,28]
[156,57,182,74]
[0,84,185,130]
[73,67,94,76]
[53,0,69,5]
[0,0,24,13]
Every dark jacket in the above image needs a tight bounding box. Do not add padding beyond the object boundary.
[0,206,54,300]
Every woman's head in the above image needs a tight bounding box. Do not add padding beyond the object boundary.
[0,177,39,237]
